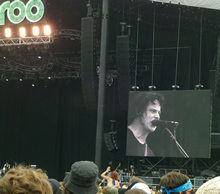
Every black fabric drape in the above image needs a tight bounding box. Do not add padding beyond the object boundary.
[0,79,97,181]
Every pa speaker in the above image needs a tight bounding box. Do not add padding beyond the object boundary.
[81,17,98,110]
[117,35,131,110]
[104,132,119,152]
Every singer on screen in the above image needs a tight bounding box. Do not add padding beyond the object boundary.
[126,92,164,156]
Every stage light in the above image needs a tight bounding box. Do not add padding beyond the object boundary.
[172,85,180,90]
[5,28,11,37]
[43,25,51,35]
[148,85,156,90]
[132,85,139,90]
[19,27,26,37]
[33,26,39,36]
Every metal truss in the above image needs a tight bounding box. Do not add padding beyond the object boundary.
[0,36,53,47]
[0,55,82,80]
[0,29,119,80]
[52,29,81,40]
[0,29,81,47]
[50,57,81,71]
[0,54,119,80]
[0,71,81,80]
[107,70,118,78]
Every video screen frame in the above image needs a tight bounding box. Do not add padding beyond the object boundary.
[126,90,212,158]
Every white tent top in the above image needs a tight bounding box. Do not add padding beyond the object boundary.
[152,0,220,10]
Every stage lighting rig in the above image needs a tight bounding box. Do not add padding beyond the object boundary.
[0,25,52,46]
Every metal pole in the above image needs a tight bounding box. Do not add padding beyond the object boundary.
[95,0,109,169]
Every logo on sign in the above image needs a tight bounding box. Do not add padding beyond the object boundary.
[0,0,45,25]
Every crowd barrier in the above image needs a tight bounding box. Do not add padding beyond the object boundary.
[119,174,209,188]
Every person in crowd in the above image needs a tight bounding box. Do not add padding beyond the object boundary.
[102,186,112,194]
[126,92,164,156]
[121,167,130,184]
[192,188,198,193]
[120,176,148,189]
[195,176,220,194]
[62,160,100,194]
[130,165,135,176]
[125,188,149,194]
[150,185,157,194]
[2,161,10,174]
[118,182,151,194]
[55,172,70,194]
[96,186,103,194]
[159,171,193,194]
[106,187,119,194]
[3,161,10,169]
[48,178,61,194]
[128,176,147,186]
[0,164,53,194]
[101,166,121,188]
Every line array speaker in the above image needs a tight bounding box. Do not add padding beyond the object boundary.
[81,17,98,110]
[104,132,119,153]
[116,35,131,110]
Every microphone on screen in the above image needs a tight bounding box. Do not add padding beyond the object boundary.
[151,119,179,127]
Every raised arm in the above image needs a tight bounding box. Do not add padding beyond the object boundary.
[101,166,111,180]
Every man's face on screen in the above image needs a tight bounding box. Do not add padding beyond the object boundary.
[141,100,161,132]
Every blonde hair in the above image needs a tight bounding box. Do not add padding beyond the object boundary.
[0,165,53,194]
[102,186,112,194]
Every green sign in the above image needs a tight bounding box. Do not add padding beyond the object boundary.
[0,0,45,25]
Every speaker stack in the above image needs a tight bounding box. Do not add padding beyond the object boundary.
[104,132,119,152]
[116,35,131,110]
[81,17,98,110]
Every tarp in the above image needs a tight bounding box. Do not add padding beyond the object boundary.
[152,0,220,10]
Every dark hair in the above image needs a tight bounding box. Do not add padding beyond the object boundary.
[159,171,189,193]
[135,92,164,117]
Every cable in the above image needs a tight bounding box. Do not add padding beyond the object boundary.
[151,5,156,87]
[134,8,140,88]
[174,7,181,87]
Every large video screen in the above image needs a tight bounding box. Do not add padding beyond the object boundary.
[126,90,212,158]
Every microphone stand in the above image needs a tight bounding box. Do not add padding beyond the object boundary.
[164,127,189,158]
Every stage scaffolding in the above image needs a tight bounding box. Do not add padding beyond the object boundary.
[127,156,220,180]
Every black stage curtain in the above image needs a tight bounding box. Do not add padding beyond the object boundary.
[0,79,97,181]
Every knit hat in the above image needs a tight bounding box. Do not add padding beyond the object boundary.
[65,161,99,194]
[195,176,220,194]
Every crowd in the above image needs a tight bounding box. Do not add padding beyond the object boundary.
[0,160,219,194]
